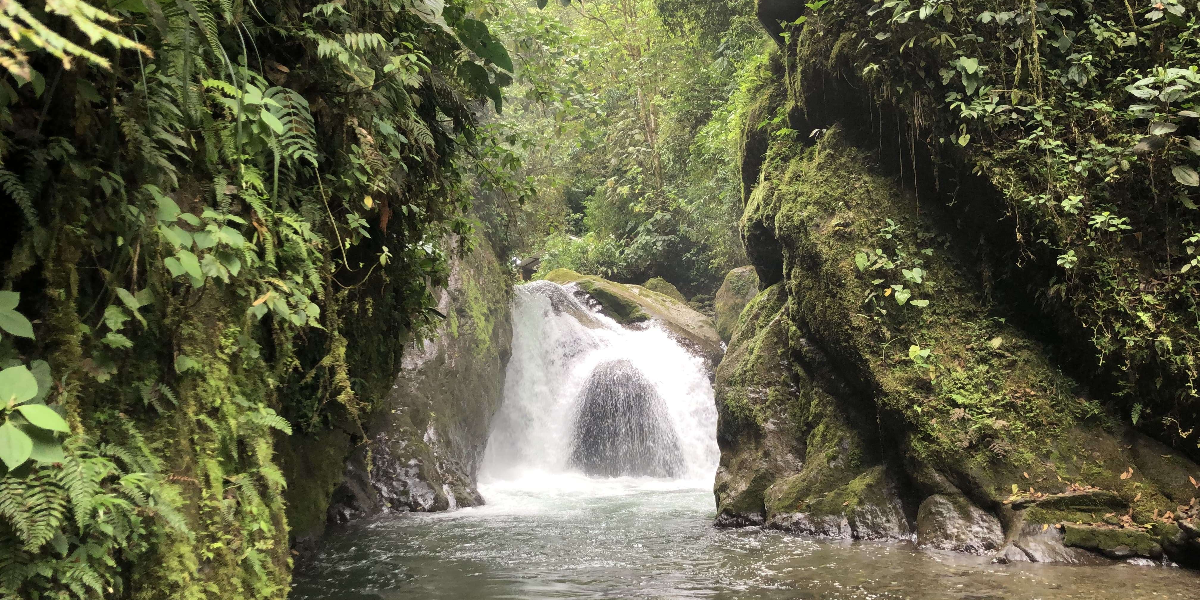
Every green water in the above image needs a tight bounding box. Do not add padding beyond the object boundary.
[290,475,1200,599]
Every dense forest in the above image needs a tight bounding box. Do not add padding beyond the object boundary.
[2,0,1200,597]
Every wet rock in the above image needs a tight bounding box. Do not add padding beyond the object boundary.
[569,360,685,478]
[320,234,513,526]
[1002,522,1109,564]
[916,494,1004,554]
[1061,524,1163,560]
[544,269,723,367]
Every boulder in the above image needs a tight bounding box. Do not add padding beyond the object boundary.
[642,276,686,302]
[915,494,1004,554]
[713,266,760,343]
[568,359,685,478]
[543,268,723,366]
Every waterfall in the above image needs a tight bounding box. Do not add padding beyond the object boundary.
[480,280,718,486]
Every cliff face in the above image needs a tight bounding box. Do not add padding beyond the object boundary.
[716,0,1200,564]
[282,235,514,544]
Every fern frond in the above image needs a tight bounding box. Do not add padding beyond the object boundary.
[0,168,36,226]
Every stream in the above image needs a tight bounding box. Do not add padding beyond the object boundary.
[291,282,1200,599]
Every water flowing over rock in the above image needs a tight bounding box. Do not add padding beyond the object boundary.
[481,279,719,483]
[569,359,685,478]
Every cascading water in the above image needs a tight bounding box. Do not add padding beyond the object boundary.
[479,280,718,487]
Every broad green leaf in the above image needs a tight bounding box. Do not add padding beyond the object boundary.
[175,355,202,374]
[194,230,217,250]
[1186,136,1200,155]
[0,306,34,339]
[164,256,186,277]
[0,291,17,311]
[177,250,203,280]
[957,56,980,74]
[101,332,134,349]
[0,365,38,405]
[179,213,202,226]
[854,252,870,271]
[1174,165,1199,187]
[894,288,912,305]
[116,288,147,328]
[1149,121,1178,136]
[911,299,930,308]
[155,194,181,222]
[30,360,51,403]
[26,427,65,464]
[260,111,285,135]
[16,404,69,432]
[0,421,32,470]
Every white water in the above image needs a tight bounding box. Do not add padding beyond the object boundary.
[478,280,719,495]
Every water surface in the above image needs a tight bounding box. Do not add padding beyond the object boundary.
[291,475,1200,600]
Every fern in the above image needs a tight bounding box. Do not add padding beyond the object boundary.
[240,408,293,435]
[0,167,36,226]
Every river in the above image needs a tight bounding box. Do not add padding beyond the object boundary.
[291,281,1200,599]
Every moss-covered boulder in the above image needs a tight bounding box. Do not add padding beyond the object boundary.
[643,276,687,302]
[713,266,760,343]
[544,268,722,366]
[717,68,1200,565]
[713,282,912,539]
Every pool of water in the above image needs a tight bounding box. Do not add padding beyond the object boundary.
[290,473,1200,600]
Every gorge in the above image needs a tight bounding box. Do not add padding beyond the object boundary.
[3,0,1200,598]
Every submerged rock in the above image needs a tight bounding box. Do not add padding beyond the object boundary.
[569,359,685,478]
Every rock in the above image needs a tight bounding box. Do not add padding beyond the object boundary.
[1004,522,1109,564]
[543,268,723,366]
[916,494,1004,554]
[568,360,685,477]
[756,0,806,43]
[1061,524,1163,560]
[713,103,1200,567]
[642,276,686,302]
[322,232,513,523]
[714,266,760,343]
[766,466,911,540]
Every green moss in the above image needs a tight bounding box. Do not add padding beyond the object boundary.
[714,266,760,343]
[1062,524,1163,558]
[277,429,352,541]
[643,277,686,302]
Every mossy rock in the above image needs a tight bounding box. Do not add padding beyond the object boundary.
[1062,524,1163,559]
[643,276,686,302]
[715,78,1200,565]
[714,266,760,343]
[543,268,723,365]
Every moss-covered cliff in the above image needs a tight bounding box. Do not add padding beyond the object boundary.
[717,0,1200,563]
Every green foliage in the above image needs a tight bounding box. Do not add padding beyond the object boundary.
[0,0,521,595]
[490,0,760,295]
[774,0,1200,445]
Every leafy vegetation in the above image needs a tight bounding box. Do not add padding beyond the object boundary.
[487,0,761,296]
[761,0,1200,450]
[0,0,521,596]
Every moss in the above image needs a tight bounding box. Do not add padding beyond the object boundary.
[714,266,760,343]
[1062,524,1163,558]
[277,428,352,542]
[642,276,686,302]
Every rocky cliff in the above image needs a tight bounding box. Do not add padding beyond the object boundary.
[715,0,1200,566]
[281,234,514,545]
